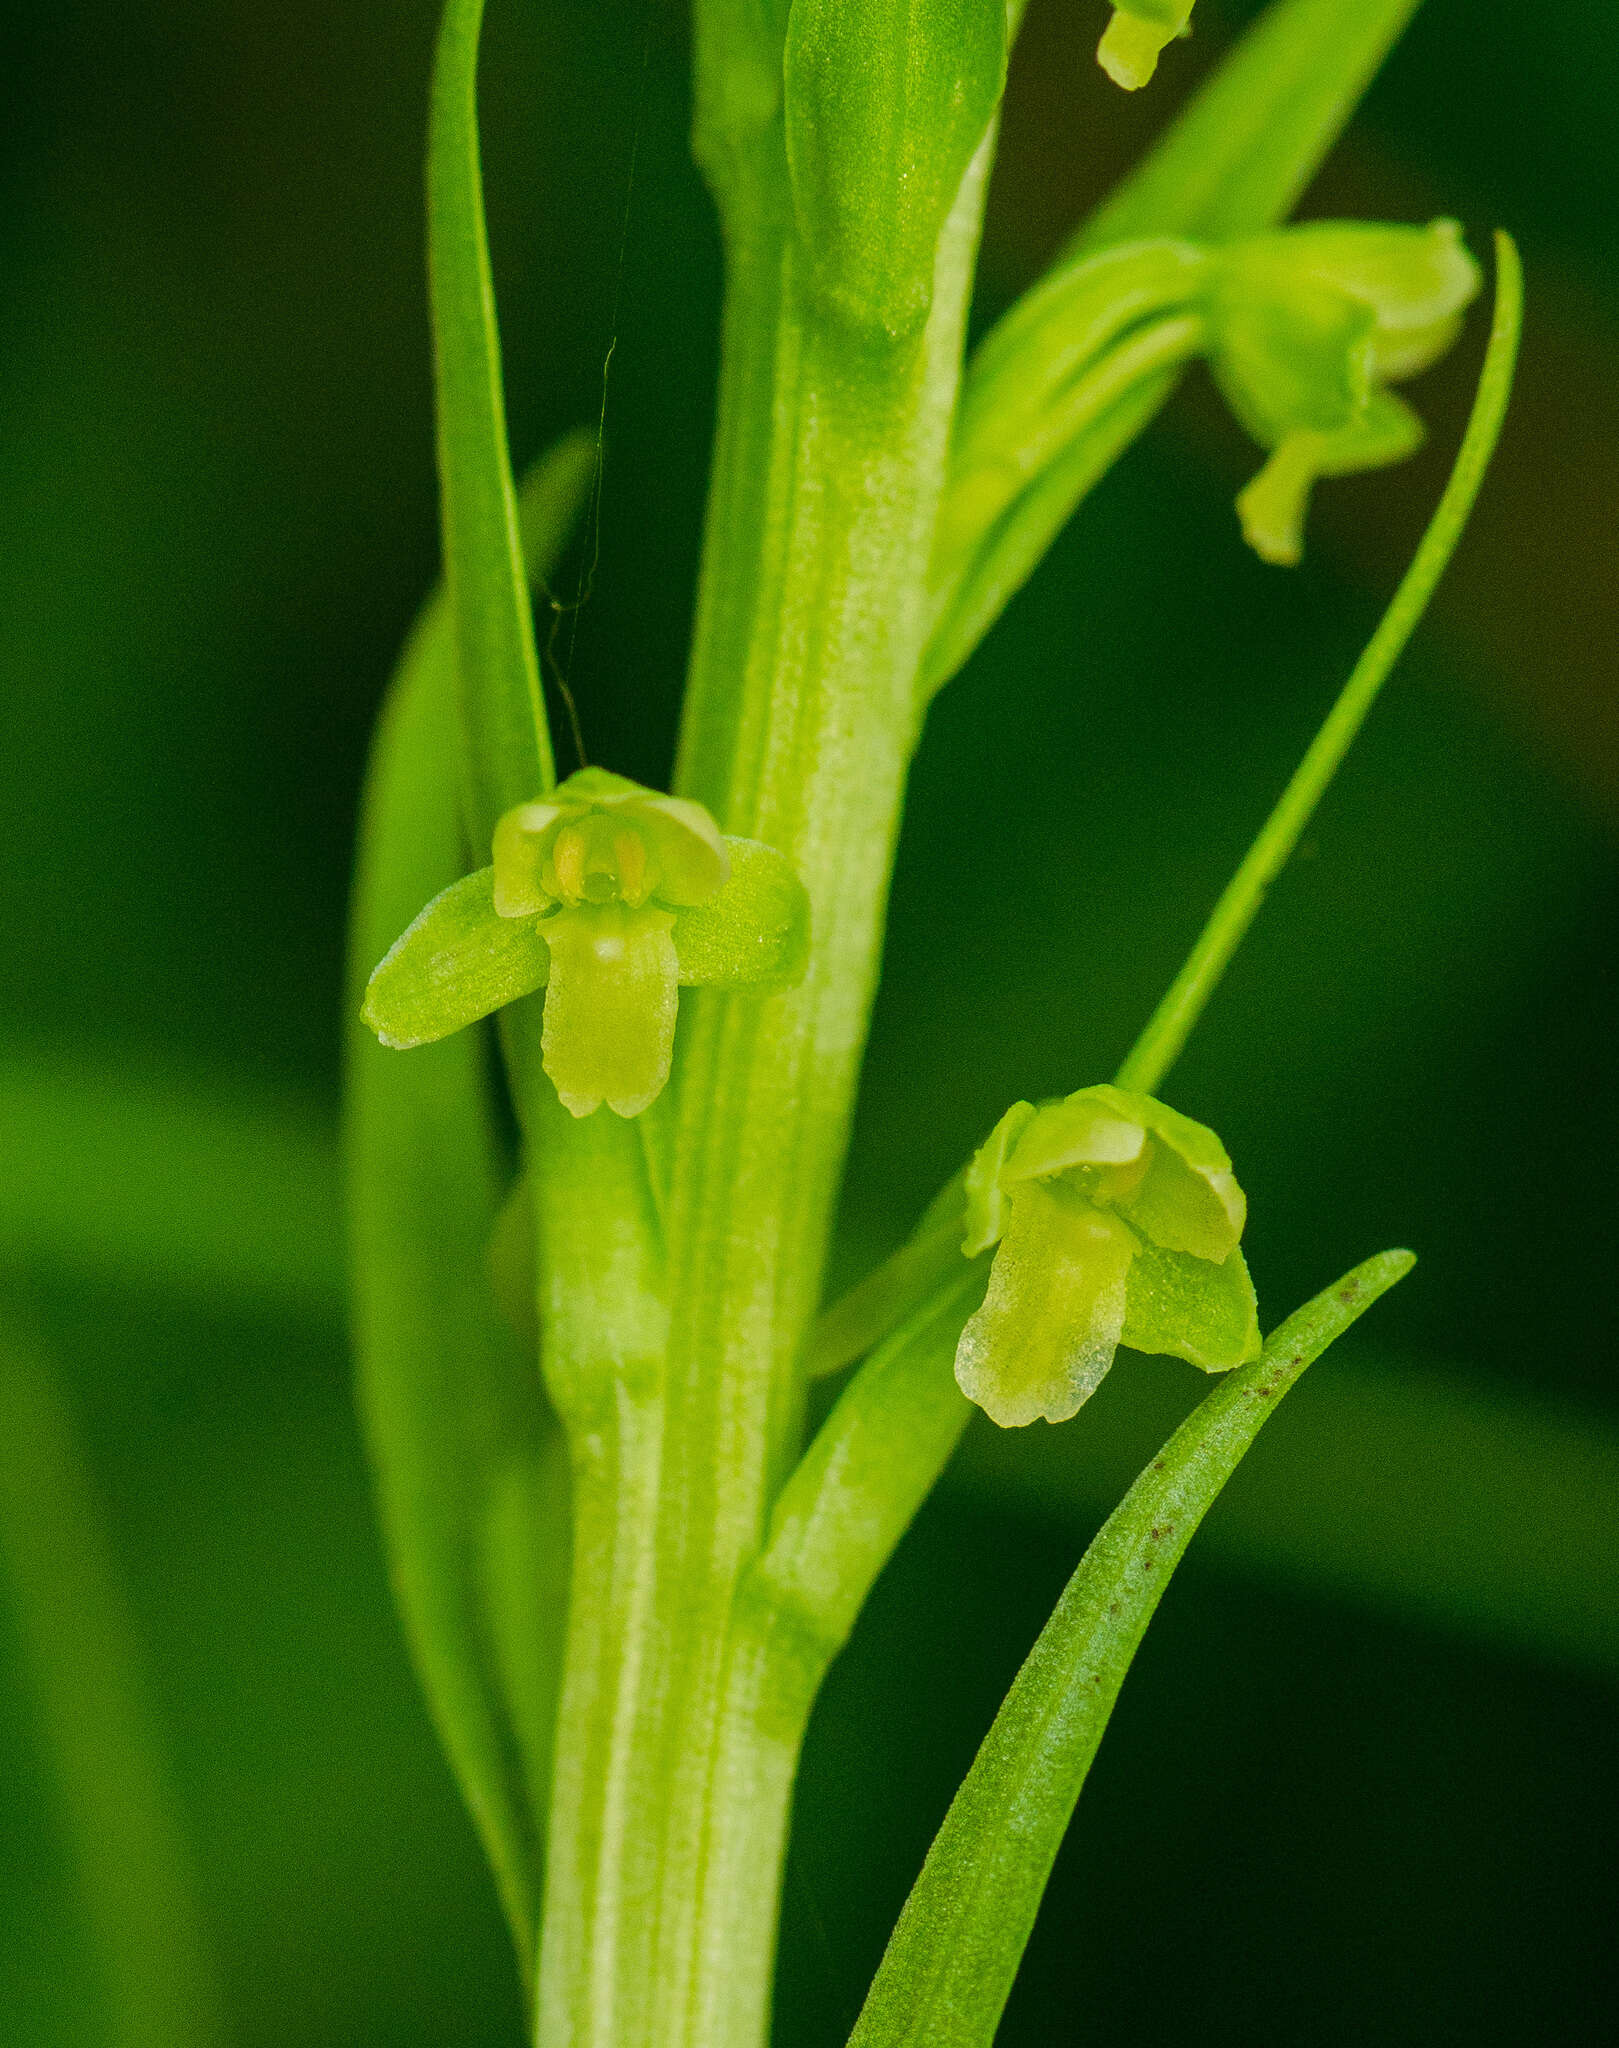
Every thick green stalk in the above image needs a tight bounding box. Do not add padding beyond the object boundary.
[532,79,1001,2048]
[688,1271,985,2042]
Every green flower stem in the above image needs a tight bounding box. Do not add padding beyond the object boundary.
[922,309,1208,701]
[532,51,1000,2048]
[802,1181,971,1381]
[522,1051,671,2048]
[685,1270,987,2041]
[1115,232,1521,1095]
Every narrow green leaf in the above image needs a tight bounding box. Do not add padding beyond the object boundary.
[846,1250,1415,2048]
[345,435,592,1978]
[947,1347,1619,1690]
[429,0,556,843]
[0,1319,222,2048]
[805,1190,971,1380]
[347,623,553,1976]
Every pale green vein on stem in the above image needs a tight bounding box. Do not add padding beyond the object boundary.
[1114,233,1521,1096]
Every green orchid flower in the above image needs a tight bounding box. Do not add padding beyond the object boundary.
[955,1084,1260,1428]
[1209,217,1482,564]
[362,766,810,1119]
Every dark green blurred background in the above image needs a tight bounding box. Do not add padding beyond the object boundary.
[2,1,1615,2042]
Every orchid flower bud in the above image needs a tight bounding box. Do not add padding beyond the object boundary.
[362,767,809,1120]
[1208,218,1482,564]
[955,1085,1259,1428]
[1097,1,1194,93]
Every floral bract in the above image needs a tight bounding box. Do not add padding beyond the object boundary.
[955,1084,1260,1428]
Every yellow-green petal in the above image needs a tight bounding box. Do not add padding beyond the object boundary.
[1097,1,1192,92]
[962,1101,1038,1257]
[669,838,810,988]
[1121,1238,1261,1370]
[362,868,551,1049]
[954,1184,1139,1428]
[1001,1091,1146,1185]
[491,800,566,916]
[539,902,679,1119]
[626,794,731,906]
[1236,391,1423,565]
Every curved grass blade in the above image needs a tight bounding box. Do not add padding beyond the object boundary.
[345,438,591,1980]
[846,1250,1415,2048]
[1115,232,1521,1094]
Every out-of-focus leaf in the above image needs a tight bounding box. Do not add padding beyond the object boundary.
[948,1343,1619,1687]
[0,1049,342,1320]
[846,1251,1414,2048]
[344,436,592,1980]
[0,1320,221,2048]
